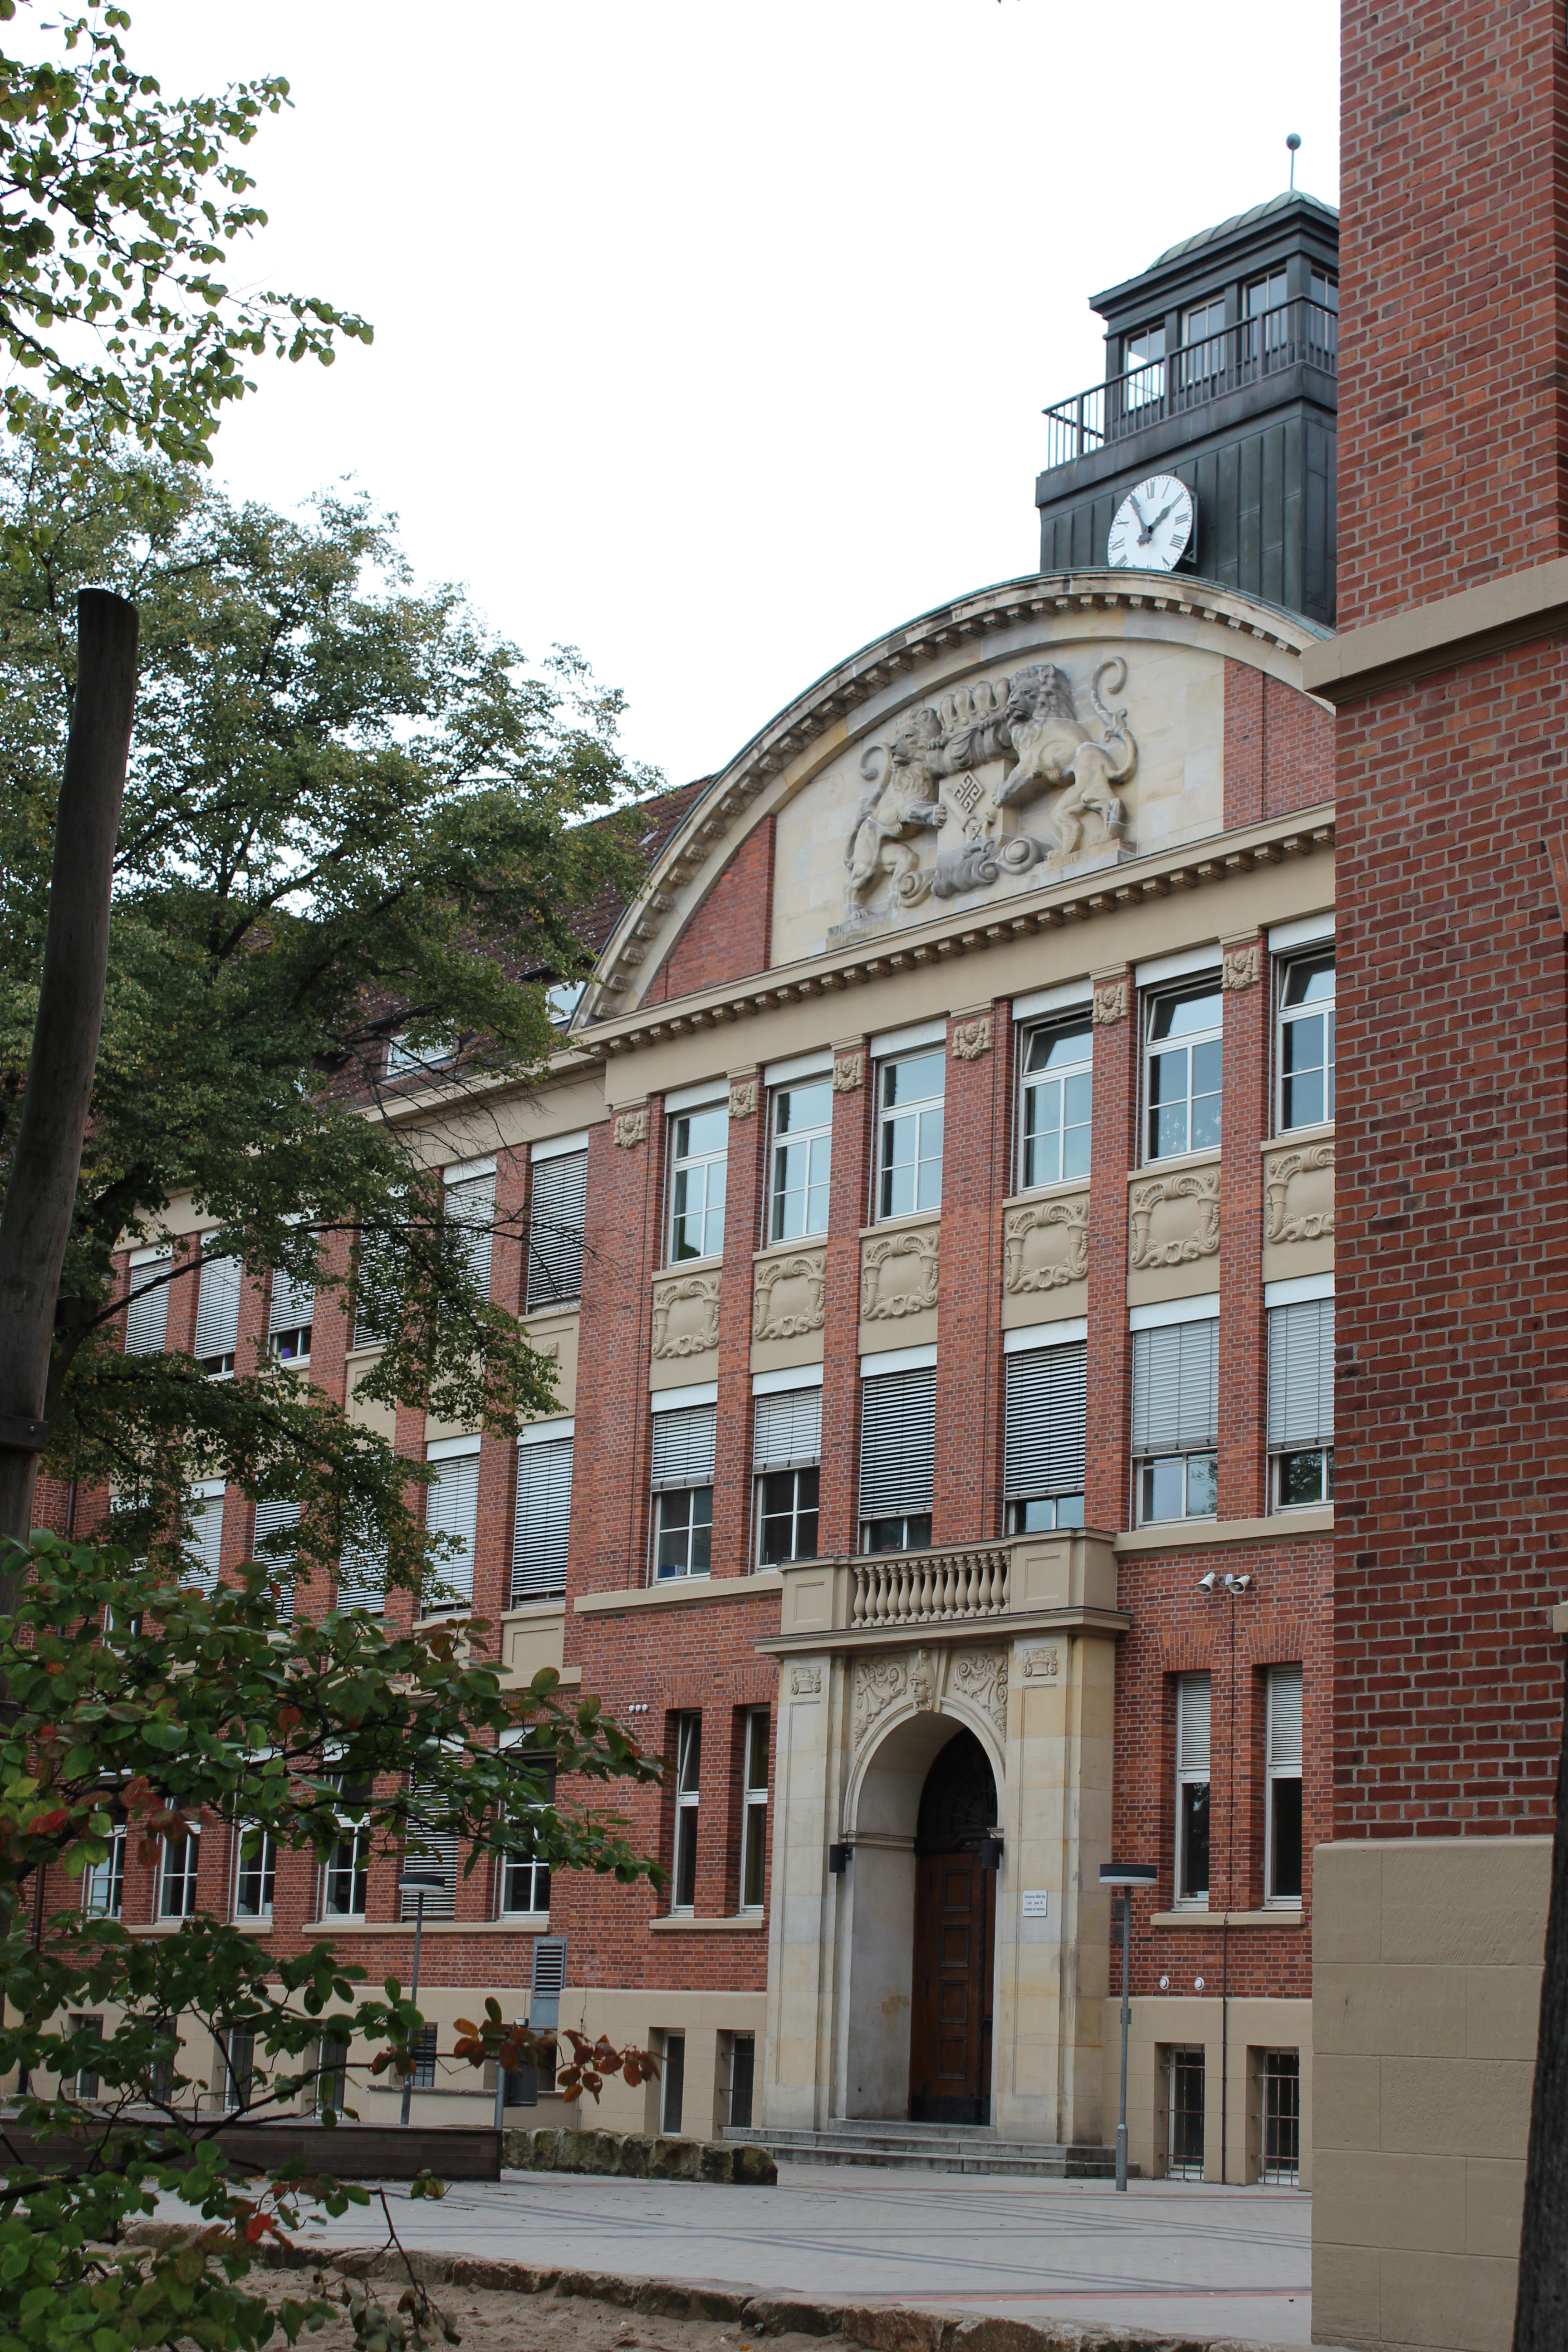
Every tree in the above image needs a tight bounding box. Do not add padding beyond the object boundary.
[0,1535,665,2352]
[0,426,656,1592]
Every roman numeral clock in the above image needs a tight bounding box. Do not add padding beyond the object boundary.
[1106,473,1195,573]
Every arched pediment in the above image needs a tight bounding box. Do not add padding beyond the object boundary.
[578,569,1326,1024]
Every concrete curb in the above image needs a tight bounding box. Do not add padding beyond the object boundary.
[122,2222,1297,2352]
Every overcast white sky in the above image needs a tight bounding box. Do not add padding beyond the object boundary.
[128,1,1340,789]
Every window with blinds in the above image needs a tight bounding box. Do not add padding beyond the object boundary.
[184,1483,225,1596]
[1132,1319,1219,1455]
[1265,1664,1304,1904]
[352,1218,403,1351]
[445,1166,495,1301]
[1175,1671,1210,1906]
[193,1253,242,1374]
[400,1816,458,1919]
[1268,1298,1334,1509]
[1004,1342,1087,1501]
[126,1252,172,1355]
[512,1435,573,1602]
[651,1405,717,1490]
[858,1366,936,1522]
[251,1498,300,1622]
[753,1388,822,1473]
[269,1254,314,1364]
[527,1151,587,1309]
[336,1539,386,1614]
[424,1449,480,1610]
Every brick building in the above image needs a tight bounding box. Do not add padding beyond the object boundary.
[28,200,1346,2190]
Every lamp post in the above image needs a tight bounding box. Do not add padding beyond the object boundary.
[1100,1861,1158,2192]
[397,1867,446,2128]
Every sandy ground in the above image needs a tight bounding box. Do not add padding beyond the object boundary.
[249,2272,848,2352]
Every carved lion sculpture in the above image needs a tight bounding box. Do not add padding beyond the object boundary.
[993,657,1137,856]
[843,706,947,911]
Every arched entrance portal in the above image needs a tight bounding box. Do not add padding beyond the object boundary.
[909,1729,998,2125]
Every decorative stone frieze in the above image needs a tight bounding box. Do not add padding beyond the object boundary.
[853,1655,907,1744]
[1093,980,1129,1025]
[752,1249,827,1341]
[612,1109,647,1150]
[728,1079,758,1119]
[833,1053,864,1093]
[651,1270,721,1358]
[951,1648,1009,1743]
[1002,1194,1089,1292]
[860,1224,940,1321]
[1128,1165,1221,1269]
[1222,942,1262,990]
[789,1665,822,1696]
[951,1015,993,1060]
[1264,1138,1335,1242]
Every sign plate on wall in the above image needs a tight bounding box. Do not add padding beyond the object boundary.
[1021,1890,1050,1918]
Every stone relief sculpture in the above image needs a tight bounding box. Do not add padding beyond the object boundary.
[951,1015,992,1060]
[843,657,1137,921]
[952,1648,1008,1741]
[853,1656,907,1744]
[860,1226,940,1320]
[612,1109,647,1149]
[753,1249,827,1341]
[1022,1644,1061,1682]
[1264,1141,1335,1242]
[909,1649,939,1712]
[651,1271,721,1358]
[728,1080,758,1119]
[833,1053,864,1093]
[1002,1196,1089,1292]
[1222,942,1262,990]
[790,1664,823,1696]
[1128,1167,1221,1269]
[1093,980,1129,1025]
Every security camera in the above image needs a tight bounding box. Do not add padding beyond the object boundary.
[1196,1571,1218,1593]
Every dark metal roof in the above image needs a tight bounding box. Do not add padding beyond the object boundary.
[1150,189,1340,270]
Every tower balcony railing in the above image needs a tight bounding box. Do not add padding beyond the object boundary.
[1041,298,1339,473]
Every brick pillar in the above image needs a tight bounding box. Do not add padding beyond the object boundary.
[1223,662,1265,829]
[713,1068,765,1578]
[818,1036,872,1557]
[492,1142,528,1322]
[1217,936,1268,1521]
[566,1104,664,1638]
[1084,972,1134,1532]
[932,1002,1009,1547]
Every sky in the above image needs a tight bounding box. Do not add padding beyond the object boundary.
[126,0,1341,791]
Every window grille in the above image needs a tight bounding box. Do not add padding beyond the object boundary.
[1260,2049,1301,2184]
[184,1481,225,1596]
[1175,1673,1210,1905]
[858,1366,936,1522]
[526,1149,587,1308]
[424,1447,480,1609]
[193,1251,242,1373]
[1004,1340,1087,1501]
[126,1251,172,1355]
[1166,2045,1205,2180]
[651,1405,717,1489]
[445,1165,495,1300]
[753,1387,822,1473]
[512,1433,573,1602]
[409,2024,438,2087]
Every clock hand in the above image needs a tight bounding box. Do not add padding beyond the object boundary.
[1127,492,1149,530]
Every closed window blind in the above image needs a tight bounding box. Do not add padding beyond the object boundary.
[1267,1665,1303,1769]
[446,1169,495,1300]
[193,1253,242,1363]
[336,1540,386,1615]
[400,1815,458,1919]
[185,1483,225,1596]
[859,1366,936,1520]
[1132,1319,1219,1455]
[1267,1299,1334,1450]
[251,1497,299,1623]
[512,1436,573,1601]
[651,1405,716,1490]
[425,1452,480,1605]
[753,1388,823,1473]
[1177,1672,1211,1774]
[126,1254,172,1355]
[526,1151,587,1309]
[1004,1341,1087,1499]
[269,1264,314,1335]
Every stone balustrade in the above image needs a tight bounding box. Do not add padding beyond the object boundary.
[849,1545,1011,1627]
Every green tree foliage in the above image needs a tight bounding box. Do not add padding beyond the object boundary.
[0,426,657,1593]
[0,1536,665,2352]
[0,0,369,479]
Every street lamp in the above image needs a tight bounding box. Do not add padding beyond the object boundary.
[1100,1861,1158,2193]
[397,1867,446,2128]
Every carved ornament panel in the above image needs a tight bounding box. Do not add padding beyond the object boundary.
[1128,1166,1221,1269]
[1264,1138,1334,1243]
[729,1080,758,1120]
[753,1248,827,1341]
[613,1109,647,1150]
[951,1648,1009,1743]
[861,1224,940,1321]
[833,1053,864,1094]
[1003,1194,1089,1294]
[951,1015,993,1061]
[1093,980,1129,1026]
[651,1270,721,1358]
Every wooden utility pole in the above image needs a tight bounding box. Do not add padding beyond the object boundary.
[0,589,138,1565]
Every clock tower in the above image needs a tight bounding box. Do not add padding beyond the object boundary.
[1035,190,1339,627]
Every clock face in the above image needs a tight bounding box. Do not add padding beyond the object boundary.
[1106,473,1195,573]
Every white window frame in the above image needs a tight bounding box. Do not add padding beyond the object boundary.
[158,1828,201,1920]
[423,1435,480,1615]
[1174,1673,1210,1911]
[193,1248,242,1377]
[873,1048,945,1222]
[497,1726,554,1920]
[766,1076,833,1244]
[232,1824,276,1922]
[1264,1666,1304,1907]
[125,1245,172,1357]
[83,1827,125,1918]
[1130,1305,1220,1527]
[1142,980,1224,1165]
[526,1141,588,1309]
[653,1484,712,1581]
[320,1771,370,1921]
[752,1379,822,1569]
[1275,945,1337,1135]
[651,1396,716,1583]
[1017,1017,1093,1193]
[387,1030,456,1079]
[667,1099,729,1263]
[671,1712,701,1915]
[739,1708,769,1913]
[184,1478,227,1596]
[444,1157,497,1303]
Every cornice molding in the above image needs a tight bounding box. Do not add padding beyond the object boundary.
[1302,556,1568,705]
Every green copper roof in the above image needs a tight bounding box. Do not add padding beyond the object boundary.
[1151,189,1339,269]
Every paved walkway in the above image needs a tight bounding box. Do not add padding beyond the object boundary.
[214,2164,1331,2348]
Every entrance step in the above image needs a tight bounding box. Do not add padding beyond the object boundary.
[723,2120,1127,2178]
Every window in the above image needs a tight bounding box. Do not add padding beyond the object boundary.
[1265,1666,1304,1904]
[858,1361,936,1552]
[876,1051,944,1220]
[1132,1314,1218,1524]
[727,2034,756,2131]
[526,1146,587,1308]
[671,1713,701,1912]
[512,1428,573,1602]
[445,1160,496,1300]
[740,1710,769,1911]
[546,980,585,1028]
[768,1080,832,1241]
[184,1480,226,1596]
[126,1248,172,1355]
[83,1828,125,1918]
[409,2024,438,2088]
[1004,1336,1087,1532]
[352,1219,401,1351]
[336,1539,386,1616]
[193,1250,241,1375]
[1122,321,1166,401]
[1166,2045,1205,2179]
[1178,296,1226,390]
[753,1386,821,1567]
[668,1104,728,1261]
[316,2033,350,2115]
[1309,269,1338,311]
[424,1441,480,1612]
[387,1031,456,1079]
[401,1809,459,1921]
[498,1730,555,1917]
[70,2015,103,2102]
[268,1255,314,1366]
[652,1402,716,1581]
[1245,268,1289,368]
[234,1827,276,1921]
[159,1830,201,1919]
[1145,984,1222,1160]
[1268,1293,1333,1509]
[223,2028,257,2111]
[251,1497,300,1621]
[322,1824,368,1919]
[1259,2049,1301,2184]
[1174,1674,1210,1907]
[1019,1021,1092,1190]
[1181,296,1225,345]
[1277,949,1335,1131]
[661,2032,686,2133]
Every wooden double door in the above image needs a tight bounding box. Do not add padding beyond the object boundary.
[908,1849,995,2125]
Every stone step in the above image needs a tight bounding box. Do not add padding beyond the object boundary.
[722,2124,1125,2178]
